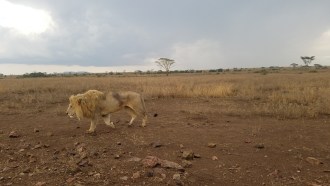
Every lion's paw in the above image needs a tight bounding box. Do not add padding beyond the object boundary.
[107,122,115,128]
[85,130,96,135]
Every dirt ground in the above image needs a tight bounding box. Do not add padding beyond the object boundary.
[0,98,329,186]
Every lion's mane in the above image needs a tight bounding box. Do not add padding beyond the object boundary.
[69,90,105,120]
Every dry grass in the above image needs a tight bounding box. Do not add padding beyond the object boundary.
[0,71,329,119]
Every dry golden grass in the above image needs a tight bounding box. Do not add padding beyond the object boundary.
[0,70,329,119]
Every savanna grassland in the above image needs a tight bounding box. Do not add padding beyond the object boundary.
[1,69,330,118]
[0,70,329,185]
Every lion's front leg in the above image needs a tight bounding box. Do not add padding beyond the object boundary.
[86,118,97,133]
[103,114,115,128]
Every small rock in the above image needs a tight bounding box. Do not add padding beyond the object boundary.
[145,170,154,177]
[33,144,43,150]
[66,177,75,183]
[160,159,184,171]
[153,113,158,117]
[9,131,20,138]
[53,150,60,155]
[116,142,121,145]
[154,177,164,183]
[306,157,322,165]
[267,169,280,177]
[306,182,322,186]
[179,144,184,149]
[46,132,53,137]
[29,157,37,163]
[245,139,252,143]
[120,176,128,181]
[34,128,40,133]
[68,161,81,173]
[212,156,218,161]
[207,143,217,148]
[23,168,31,173]
[194,154,201,158]
[114,154,121,159]
[182,160,192,168]
[3,167,10,172]
[78,159,89,167]
[173,173,181,181]
[8,164,19,168]
[132,171,141,179]
[302,146,313,151]
[127,157,141,162]
[93,173,101,179]
[151,142,163,148]
[19,149,25,153]
[182,150,194,160]
[35,182,46,186]
[90,150,99,157]
[153,168,166,177]
[8,156,16,162]
[88,171,94,176]
[254,144,265,149]
[76,145,85,154]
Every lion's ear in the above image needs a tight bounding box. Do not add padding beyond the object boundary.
[69,95,74,101]
[77,97,86,105]
[77,98,83,105]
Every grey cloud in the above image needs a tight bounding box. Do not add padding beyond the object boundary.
[1,0,330,69]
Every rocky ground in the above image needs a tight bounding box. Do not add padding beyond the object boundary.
[0,98,329,185]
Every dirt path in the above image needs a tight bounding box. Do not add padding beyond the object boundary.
[0,98,329,185]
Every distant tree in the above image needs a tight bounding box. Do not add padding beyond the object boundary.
[22,72,47,78]
[290,63,299,68]
[135,70,143,75]
[300,56,315,66]
[155,58,175,76]
[314,64,322,69]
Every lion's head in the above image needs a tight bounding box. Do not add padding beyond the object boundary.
[66,90,105,120]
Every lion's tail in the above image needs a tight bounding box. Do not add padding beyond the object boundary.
[141,94,147,116]
[140,93,148,126]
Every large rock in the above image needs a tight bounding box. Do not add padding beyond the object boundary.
[182,150,194,160]
[182,160,192,168]
[142,156,184,171]
[142,156,160,167]
[160,159,184,171]
[306,157,322,165]
[9,131,20,138]
[207,143,217,148]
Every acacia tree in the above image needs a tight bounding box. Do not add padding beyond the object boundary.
[290,63,298,68]
[155,58,175,76]
[300,56,315,66]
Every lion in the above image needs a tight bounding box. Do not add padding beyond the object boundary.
[66,89,147,133]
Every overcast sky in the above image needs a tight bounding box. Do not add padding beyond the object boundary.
[0,0,330,75]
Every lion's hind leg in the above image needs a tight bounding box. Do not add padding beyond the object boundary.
[141,113,147,127]
[134,101,147,127]
[128,105,147,127]
[102,114,115,128]
[125,106,137,126]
